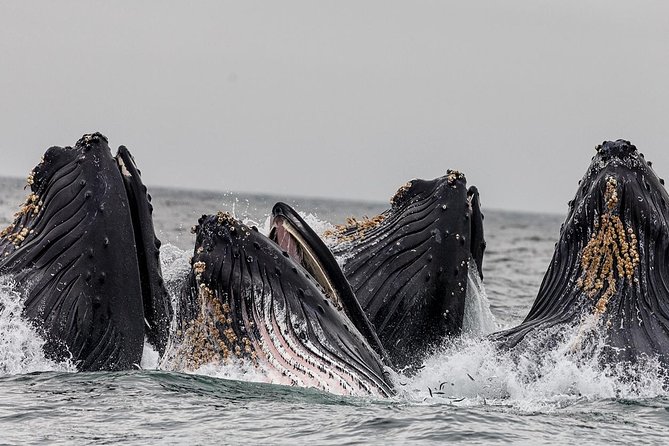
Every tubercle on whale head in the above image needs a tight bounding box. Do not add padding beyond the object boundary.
[27,133,109,193]
[390,170,467,209]
[2,140,99,252]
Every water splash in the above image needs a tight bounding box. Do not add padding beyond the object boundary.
[189,360,272,384]
[299,212,336,238]
[0,275,75,375]
[160,243,191,290]
[404,321,669,411]
[157,215,669,406]
[462,260,498,336]
[141,341,160,369]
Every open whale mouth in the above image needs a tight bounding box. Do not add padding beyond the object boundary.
[0,133,171,370]
[269,208,340,308]
[496,139,669,363]
[268,203,391,365]
[165,212,394,397]
[277,172,486,370]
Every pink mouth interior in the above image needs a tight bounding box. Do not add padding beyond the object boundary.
[271,216,303,265]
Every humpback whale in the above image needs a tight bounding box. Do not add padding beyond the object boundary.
[273,172,486,370]
[163,212,394,397]
[269,202,392,366]
[496,140,669,365]
[0,133,171,370]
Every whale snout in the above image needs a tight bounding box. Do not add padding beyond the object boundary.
[595,139,638,162]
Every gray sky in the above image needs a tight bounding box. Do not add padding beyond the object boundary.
[1,1,668,214]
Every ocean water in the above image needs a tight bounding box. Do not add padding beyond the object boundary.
[1,176,669,445]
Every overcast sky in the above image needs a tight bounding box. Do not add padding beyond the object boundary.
[1,1,668,214]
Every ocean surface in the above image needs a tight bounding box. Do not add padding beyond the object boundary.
[1,175,668,445]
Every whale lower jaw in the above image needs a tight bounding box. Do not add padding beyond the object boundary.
[162,213,395,397]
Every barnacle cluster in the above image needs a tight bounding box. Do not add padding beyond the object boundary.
[0,193,41,248]
[175,274,255,369]
[576,177,640,315]
[446,169,465,185]
[17,193,41,217]
[216,211,236,225]
[390,181,413,207]
[192,261,206,279]
[323,214,385,243]
[3,227,31,248]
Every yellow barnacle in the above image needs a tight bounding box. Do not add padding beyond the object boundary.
[193,261,206,277]
[323,214,386,243]
[577,176,639,316]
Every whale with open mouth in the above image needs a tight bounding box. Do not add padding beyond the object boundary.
[0,133,172,370]
[163,212,394,397]
[271,172,486,370]
[269,202,392,367]
[495,140,669,364]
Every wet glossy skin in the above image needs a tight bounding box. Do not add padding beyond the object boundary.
[325,172,486,370]
[496,140,669,364]
[270,202,392,366]
[167,212,394,397]
[0,133,170,370]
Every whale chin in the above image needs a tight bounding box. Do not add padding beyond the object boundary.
[0,133,171,371]
[495,140,669,364]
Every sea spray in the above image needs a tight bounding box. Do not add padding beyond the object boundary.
[155,217,669,407]
[462,260,499,336]
[405,322,669,411]
[141,341,160,369]
[0,275,74,375]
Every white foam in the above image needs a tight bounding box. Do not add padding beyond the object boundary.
[298,212,336,238]
[140,340,160,370]
[189,360,271,384]
[462,260,499,336]
[402,322,668,411]
[158,215,669,406]
[160,243,191,286]
[0,275,75,375]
